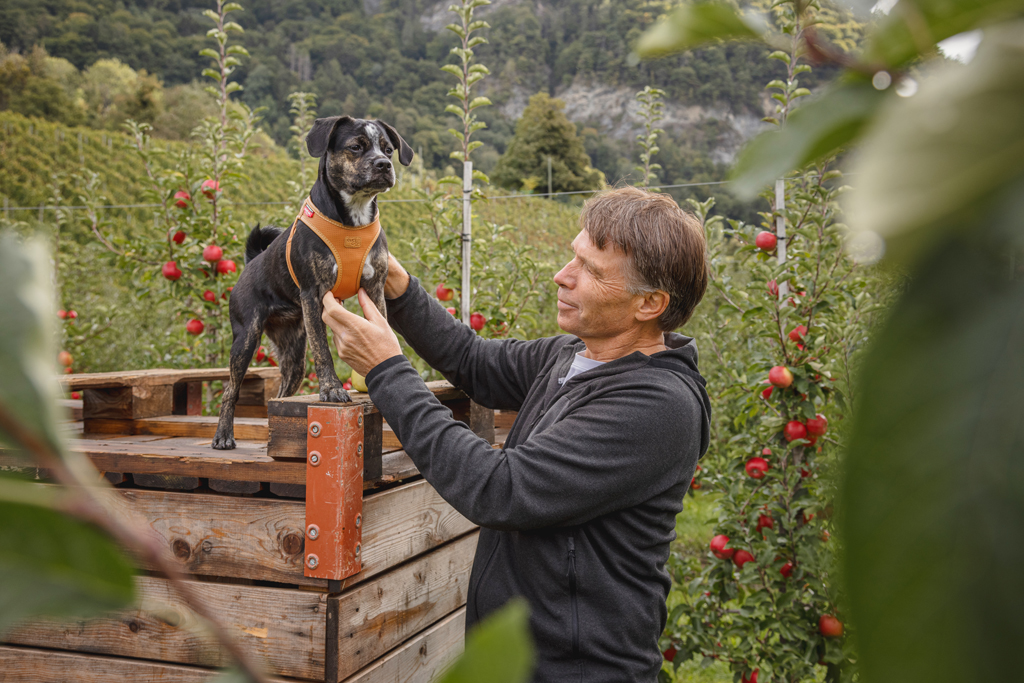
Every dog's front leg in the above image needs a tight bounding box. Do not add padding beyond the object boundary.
[300,287,351,403]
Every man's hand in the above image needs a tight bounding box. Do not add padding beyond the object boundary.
[384,252,411,300]
[322,289,403,378]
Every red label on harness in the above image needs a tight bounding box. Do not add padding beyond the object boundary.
[303,204,315,218]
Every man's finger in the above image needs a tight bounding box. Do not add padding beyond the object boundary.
[321,291,358,326]
[357,289,386,325]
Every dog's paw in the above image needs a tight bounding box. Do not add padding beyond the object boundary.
[320,386,352,403]
[212,434,237,450]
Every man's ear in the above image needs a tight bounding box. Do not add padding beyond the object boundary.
[376,120,414,166]
[306,116,353,158]
[636,290,670,323]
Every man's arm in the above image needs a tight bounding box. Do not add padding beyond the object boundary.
[366,356,705,530]
[381,255,571,411]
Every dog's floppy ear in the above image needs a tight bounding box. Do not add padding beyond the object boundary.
[306,116,353,158]
[376,120,414,166]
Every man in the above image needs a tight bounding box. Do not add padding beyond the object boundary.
[321,186,711,682]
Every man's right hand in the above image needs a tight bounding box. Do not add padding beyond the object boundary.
[384,252,411,300]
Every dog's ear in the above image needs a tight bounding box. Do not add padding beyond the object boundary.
[306,116,353,158]
[376,120,414,166]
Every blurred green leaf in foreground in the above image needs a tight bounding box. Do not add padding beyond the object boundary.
[438,599,534,683]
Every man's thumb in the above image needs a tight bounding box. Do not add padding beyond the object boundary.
[358,289,385,323]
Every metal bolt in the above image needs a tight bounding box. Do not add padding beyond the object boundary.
[354,544,361,557]
[357,415,363,427]
[307,524,320,540]
[357,442,363,455]
[309,451,321,466]
[306,554,319,569]
[355,514,362,528]
[309,421,322,438]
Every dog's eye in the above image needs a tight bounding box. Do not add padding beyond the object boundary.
[348,144,361,152]
[383,147,393,156]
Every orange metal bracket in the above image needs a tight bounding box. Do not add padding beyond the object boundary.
[304,404,364,581]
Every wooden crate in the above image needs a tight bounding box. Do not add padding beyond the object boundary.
[0,367,514,683]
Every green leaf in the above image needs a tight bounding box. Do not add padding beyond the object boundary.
[841,201,1024,683]
[867,0,1024,68]
[732,81,885,198]
[436,599,534,683]
[635,1,763,59]
[468,96,492,110]
[199,48,219,59]
[0,495,135,633]
[222,2,244,12]
[226,45,249,56]
[0,235,64,454]
[440,64,463,78]
[846,24,1024,266]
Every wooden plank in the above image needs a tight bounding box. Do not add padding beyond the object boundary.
[268,380,464,418]
[329,531,478,682]
[238,375,281,406]
[91,478,474,588]
[339,608,466,683]
[2,575,327,680]
[84,385,174,420]
[269,412,382,485]
[60,366,281,390]
[84,415,269,441]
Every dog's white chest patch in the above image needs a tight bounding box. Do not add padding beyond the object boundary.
[332,263,338,278]
[362,261,375,280]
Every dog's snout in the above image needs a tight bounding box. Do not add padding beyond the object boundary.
[374,158,392,171]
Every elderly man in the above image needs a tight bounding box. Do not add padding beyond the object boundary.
[321,186,710,682]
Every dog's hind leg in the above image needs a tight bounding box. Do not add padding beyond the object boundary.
[300,288,351,403]
[213,315,264,451]
[266,320,307,398]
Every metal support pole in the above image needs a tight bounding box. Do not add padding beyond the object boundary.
[547,156,553,196]
[461,161,473,326]
[775,178,788,299]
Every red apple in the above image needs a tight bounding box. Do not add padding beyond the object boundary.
[690,477,701,490]
[784,420,808,442]
[745,457,769,479]
[768,365,793,388]
[755,231,777,251]
[58,350,73,367]
[446,307,457,316]
[268,356,278,367]
[186,319,204,335]
[756,514,773,532]
[780,561,794,578]
[57,309,67,319]
[222,286,233,299]
[67,310,77,319]
[162,261,182,281]
[342,380,352,391]
[806,414,828,436]
[201,179,219,198]
[173,190,191,208]
[470,312,486,331]
[71,391,81,400]
[172,230,186,244]
[761,385,773,400]
[216,259,237,274]
[255,346,266,362]
[788,325,807,343]
[63,366,73,374]
[663,646,678,662]
[435,283,454,301]
[308,372,317,381]
[801,468,811,478]
[742,670,759,683]
[761,447,772,456]
[710,534,734,559]
[202,290,217,303]
[819,615,843,638]
[203,244,223,262]
[767,279,779,297]
[733,549,755,568]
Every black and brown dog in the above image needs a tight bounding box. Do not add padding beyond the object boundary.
[213,116,413,450]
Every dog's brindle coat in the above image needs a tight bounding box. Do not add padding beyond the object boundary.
[212,116,413,450]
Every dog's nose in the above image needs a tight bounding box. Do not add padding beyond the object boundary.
[374,158,392,171]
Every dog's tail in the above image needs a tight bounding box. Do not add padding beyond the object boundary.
[245,224,284,265]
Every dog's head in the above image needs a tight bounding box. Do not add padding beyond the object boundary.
[307,116,414,200]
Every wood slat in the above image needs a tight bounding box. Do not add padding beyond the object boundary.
[268,381,464,418]
[60,367,280,390]
[84,415,269,441]
[96,478,474,587]
[2,576,327,680]
[328,531,478,682]
[339,608,466,683]
[0,645,295,683]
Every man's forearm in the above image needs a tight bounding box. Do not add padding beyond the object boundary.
[383,253,411,300]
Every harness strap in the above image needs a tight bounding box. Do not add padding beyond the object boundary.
[285,197,381,300]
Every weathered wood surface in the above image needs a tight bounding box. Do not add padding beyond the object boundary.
[2,576,327,680]
[84,415,269,441]
[339,608,466,683]
[84,385,174,420]
[96,478,473,587]
[268,380,464,418]
[329,531,478,681]
[0,645,294,683]
[59,366,280,390]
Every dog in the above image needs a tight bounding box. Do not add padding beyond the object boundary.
[212,116,413,450]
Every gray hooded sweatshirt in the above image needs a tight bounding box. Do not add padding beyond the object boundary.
[366,277,711,683]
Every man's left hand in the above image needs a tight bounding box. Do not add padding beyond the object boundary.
[322,289,403,378]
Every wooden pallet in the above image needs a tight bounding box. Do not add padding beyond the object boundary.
[0,367,515,683]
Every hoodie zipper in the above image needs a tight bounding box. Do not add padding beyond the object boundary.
[568,535,580,657]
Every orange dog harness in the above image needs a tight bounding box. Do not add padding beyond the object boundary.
[285,197,381,300]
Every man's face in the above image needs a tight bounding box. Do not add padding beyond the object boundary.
[553,230,641,340]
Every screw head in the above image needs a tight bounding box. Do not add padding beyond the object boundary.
[355,544,361,557]
[309,421,322,438]
[357,442,363,455]
[355,514,362,528]
[306,554,319,569]
[357,415,363,427]
[307,524,320,540]
[309,451,321,466]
